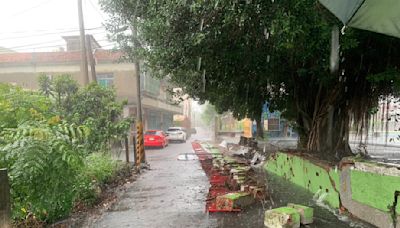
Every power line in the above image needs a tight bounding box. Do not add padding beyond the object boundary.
[1,43,117,53]
[9,39,115,51]
[7,0,55,18]
[4,32,109,50]
[88,0,106,21]
[0,27,105,41]
[2,26,104,35]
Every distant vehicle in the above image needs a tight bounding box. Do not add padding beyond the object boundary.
[144,130,169,148]
[166,127,187,143]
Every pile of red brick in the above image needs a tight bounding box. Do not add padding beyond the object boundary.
[192,142,266,213]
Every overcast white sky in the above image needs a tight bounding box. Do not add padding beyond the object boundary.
[0,0,114,52]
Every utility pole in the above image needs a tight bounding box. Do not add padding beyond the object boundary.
[135,60,146,166]
[125,136,130,163]
[78,0,89,85]
[86,35,97,83]
[131,0,146,166]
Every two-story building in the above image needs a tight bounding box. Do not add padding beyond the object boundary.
[0,35,182,132]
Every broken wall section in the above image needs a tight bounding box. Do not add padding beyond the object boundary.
[264,153,340,209]
[265,152,400,228]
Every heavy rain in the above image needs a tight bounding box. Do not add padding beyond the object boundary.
[1,1,400,228]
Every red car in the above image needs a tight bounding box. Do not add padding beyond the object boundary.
[144,130,169,148]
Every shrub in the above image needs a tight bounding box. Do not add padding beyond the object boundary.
[84,153,118,183]
[74,153,120,207]
[0,82,130,224]
[0,121,88,223]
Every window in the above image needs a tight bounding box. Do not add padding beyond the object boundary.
[96,73,114,87]
[142,70,160,96]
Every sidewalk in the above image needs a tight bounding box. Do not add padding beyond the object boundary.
[93,132,216,228]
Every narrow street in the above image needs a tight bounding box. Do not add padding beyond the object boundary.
[93,129,217,228]
[91,128,370,228]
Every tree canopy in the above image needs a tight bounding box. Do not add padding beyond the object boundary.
[100,0,400,160]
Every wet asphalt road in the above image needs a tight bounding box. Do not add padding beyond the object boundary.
[94,131,217,228]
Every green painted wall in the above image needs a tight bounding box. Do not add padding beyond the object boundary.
[351,168,400,213]
[201,145,400,218]
[264,153,340,208]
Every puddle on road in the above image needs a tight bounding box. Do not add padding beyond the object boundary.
[177,153,199,161]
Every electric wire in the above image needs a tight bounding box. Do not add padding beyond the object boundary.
[0,27,104,41]
[11,41,116,51]
[7,0,55,18]
[88,0,106,21]
[4,33,109,50]
[2,26,104,35]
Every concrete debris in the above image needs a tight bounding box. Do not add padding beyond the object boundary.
[232,146,250,156]
[219,140,228,148]
[287,203,313,225]
[216,192,255,210]
[251,152,265,167]
[192,142,267,213]
[264,207,300,228]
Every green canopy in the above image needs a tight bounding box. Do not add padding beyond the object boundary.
[319,0,400,38]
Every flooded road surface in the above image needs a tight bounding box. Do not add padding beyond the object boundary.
[93,128,374,228]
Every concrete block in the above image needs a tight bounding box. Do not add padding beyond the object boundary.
[264,207,300,228]
[287,203,313,224]
[216,192,254,210]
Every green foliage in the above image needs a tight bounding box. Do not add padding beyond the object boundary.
[0,120,87,222]
[0,81,130,224]
[37,75,131,151]
[74,153,119,207]
[83,152,118,183]
[68,83,131,151]
[0,84,51,131]
[52,74,79,114]
[367,68,400,95]
[38,74,53,97]
[101,0,400,157]
[38,74,79,114]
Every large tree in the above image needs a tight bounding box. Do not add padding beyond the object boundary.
[100,0,400,160]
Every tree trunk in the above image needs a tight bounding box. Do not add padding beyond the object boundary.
[301,105,353,161]
[255,115,264,139]
[293,83,351,160]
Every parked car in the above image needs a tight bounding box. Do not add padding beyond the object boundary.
[166,127,187,143]
[144,130,169,148]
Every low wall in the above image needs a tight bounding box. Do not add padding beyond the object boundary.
[264,153,340,209]
[265,152,400,228]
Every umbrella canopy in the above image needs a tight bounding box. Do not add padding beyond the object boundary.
[319,0,400,38]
